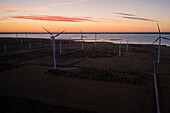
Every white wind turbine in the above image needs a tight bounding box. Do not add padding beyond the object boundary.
[16,31,18,42]
[29,41,31,49]
[42,27,65,69]
[25,32,27,38]
[110,39,122,56]
[119,40,122,56]
[80,31,87,49]
[94,32,97,45]
[153,23,170,63]
[126,40,128,51]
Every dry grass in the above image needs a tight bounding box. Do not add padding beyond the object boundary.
[0,38,170,113]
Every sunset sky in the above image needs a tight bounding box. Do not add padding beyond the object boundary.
[0,0,170,32]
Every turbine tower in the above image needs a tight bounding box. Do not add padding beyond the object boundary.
[29,41,31,49]
[80,31,87,49]
[94,32,97,45]
[25,32,27,38]
[42,27,65,69]
[153,23,170,63]
[16,31,18,42]
[126,40,128,51]
[119,40,122,56]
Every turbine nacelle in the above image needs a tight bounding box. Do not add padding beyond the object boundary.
[80,31,88,39]
[81,36,88,39]
[50,36,55,39]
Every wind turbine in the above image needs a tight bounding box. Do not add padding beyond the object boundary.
[29,41,31,49]
[94,32,97,45]
[42,27,65,69]
[126,40,128,51]
[153,23,170,63]
[80,31,87,49]
[25,32,27,38]
[119,40,122,56]
[69,38,71,44]
[110,39,122,56]
[16,31,18,42]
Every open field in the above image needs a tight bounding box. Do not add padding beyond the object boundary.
[0,37,170,113]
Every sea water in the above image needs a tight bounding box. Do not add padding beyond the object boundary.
[0,33,170,46]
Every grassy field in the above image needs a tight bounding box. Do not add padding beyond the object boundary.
[0,37,170,113]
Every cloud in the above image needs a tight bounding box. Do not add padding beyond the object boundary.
[0,5,50,10]
[0,18,7,21]
[6,11,24,15]
[52,0,88,6]
[122,16,158,22]
[114,13,137,17]
[115,12,159,22]
[10,15,96,22]
[0,8,24,15]
[0,17,12,21]
[0,9,16,12]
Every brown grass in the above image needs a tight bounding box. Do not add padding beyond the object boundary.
[0,38,170,113]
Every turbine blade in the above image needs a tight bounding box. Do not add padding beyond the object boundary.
[54,30,65,37]
[162,37,170,40]
[153,37,160,44]
[42,27,53,36]
[157,23,161,36]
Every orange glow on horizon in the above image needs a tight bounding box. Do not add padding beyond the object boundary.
[0,26,170,32]
[0,19,170,32]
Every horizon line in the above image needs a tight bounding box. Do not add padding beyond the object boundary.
[0,32,170,34]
